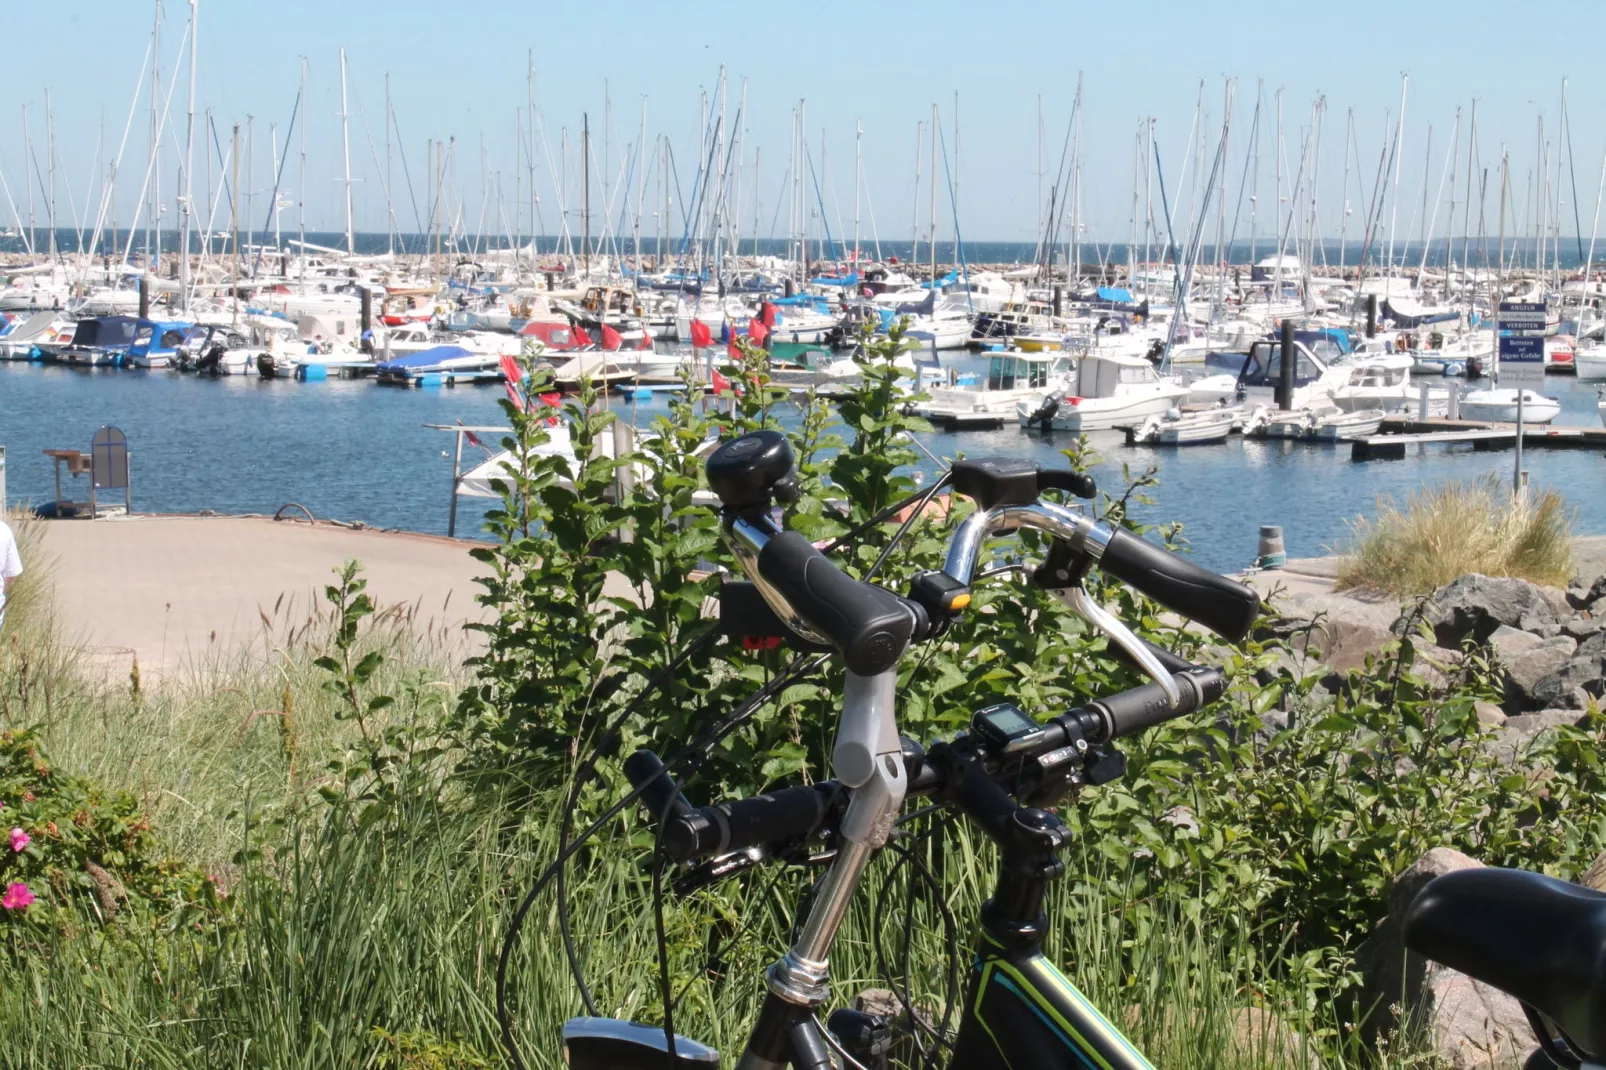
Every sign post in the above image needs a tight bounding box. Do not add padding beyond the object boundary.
[1497,302,1546,495]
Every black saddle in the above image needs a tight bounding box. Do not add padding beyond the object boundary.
[1404,868,1606,1058]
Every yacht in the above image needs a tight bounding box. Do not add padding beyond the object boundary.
[1179,337,1352,412]
[1329,351,1417,413]
[1574,342,1606,381]
[1016,351,1189,432]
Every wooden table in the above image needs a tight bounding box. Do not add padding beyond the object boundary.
[42,448,92,506]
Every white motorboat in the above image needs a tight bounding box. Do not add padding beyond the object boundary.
[912,351,1073,426]
[1017,351,1189,432]
[1180,336,1352,411]
[1128,406,1241,446]
[1460,389,1561,424]
[1330,352,1415,413]
[1246,403,1384,442]
[1545,335,1576,373]
[1574,343,1606,381]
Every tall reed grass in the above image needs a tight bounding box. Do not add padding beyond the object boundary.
[1337,476,1574,595]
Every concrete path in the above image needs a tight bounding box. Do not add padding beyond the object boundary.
[31,515,493,678]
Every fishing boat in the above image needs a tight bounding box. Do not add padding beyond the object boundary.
[1459,389,1561,424]
[1127,406,1241,446]
[1017,351,1189,432]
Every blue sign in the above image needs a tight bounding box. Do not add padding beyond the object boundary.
[1498,302,1546,315]
[1499,336,1544,359]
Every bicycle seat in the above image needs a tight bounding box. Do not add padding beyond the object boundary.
[1403,867,1606,1057]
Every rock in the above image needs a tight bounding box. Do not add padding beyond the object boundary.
[1490,710,1586,765]
[1412,642,1465,690]
[1562,615,1606,642]
[1229,1007,1308,1066]
[1528,633,1606,711]
[1356,848,1534,1068]
[1567,574,1606,611]
[1580,849,1606,892]
[1535,585,1574,617]
[1474,701,1508,727]
[1266,589,1402,673]
[1489,631,1576,711]
[1412,575,1563,650]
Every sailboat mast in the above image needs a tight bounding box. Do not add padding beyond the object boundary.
[150,0,160,267]
[298,57,306,293]
[339,48,353,256]
[22,107,32,256]
[911,119,920,253]
[230,121,240,324]
[929,102,937,286]
[527,53,535,264]
[385,72,393,256]
[853,120,861,267]
[1384,75,1408,287]
[634,95,646,278]
[179,0,196,309]
[581,112,589,274]
[45,90,56,262]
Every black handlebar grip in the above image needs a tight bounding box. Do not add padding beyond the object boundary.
[623,750,694,823]
[663,784,838,862]
[1090,667,1226,741]
[756,530,915,676]
[1097,527,1259,641]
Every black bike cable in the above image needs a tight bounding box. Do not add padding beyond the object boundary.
[555,624,721,1019]
[817,472,953,561]
[865,470,954,581]
[497,650,828,1070]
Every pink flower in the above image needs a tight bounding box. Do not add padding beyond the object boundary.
[1,882,33,910]
[8,829,27,853]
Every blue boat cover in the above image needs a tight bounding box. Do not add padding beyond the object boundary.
[1096,286,1134,303]
[375,345,475,372]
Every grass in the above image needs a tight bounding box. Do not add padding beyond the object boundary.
[0,554,1426,1068]
[1336,476,1575,596]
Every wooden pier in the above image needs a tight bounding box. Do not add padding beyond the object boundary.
[1351,416,1606,461]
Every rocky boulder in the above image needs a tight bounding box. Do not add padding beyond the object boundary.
[1410,575,1563,649]
[1488,710,1587,765]
[1487,626,1577,711]
[1355,848,1534,1069]
[1527,632,1606,711]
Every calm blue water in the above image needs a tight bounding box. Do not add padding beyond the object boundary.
[2,358,1603,574]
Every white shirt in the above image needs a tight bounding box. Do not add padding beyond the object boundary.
[0,521,22,616]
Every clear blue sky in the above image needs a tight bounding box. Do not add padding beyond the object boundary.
[5,1,1605,247]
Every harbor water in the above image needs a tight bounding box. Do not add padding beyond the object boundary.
[2,356,1603,575]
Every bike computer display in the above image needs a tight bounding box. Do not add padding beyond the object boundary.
[972,703,1048,755]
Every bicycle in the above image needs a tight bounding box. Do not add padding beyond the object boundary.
[516,428,1261,1070]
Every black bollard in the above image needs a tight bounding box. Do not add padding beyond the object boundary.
[1278,319,1296,411]
[138,276,150,319]
[360,287,372,335]
[1366,293,1378,338]
[1053,285,1062,317]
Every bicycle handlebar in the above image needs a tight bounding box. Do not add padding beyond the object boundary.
[625,666,1225,864]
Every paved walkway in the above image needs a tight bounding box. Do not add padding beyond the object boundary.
[32,515,493,678]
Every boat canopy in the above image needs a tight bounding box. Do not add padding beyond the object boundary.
[375,345,475,373]
[1237,340,1326,389]
[809,272,860,288]
[1096,286,1134,304]
[1382,298,1460,329]
[75,316,140,349]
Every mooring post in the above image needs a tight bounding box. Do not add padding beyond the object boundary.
[1278,319,1296,411]
[1366,294,1378,338]
[447,428,464,538]
[138,276,150,320]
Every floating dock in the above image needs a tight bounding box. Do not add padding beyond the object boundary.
[1351,417,1606,461]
